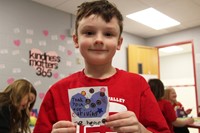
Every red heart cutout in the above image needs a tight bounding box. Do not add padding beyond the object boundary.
[13,40,21,46]
[60,34,66,40]
[43,30,49,36]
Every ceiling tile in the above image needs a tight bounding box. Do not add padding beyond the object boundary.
[31,0,200,38]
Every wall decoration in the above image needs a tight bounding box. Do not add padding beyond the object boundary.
[0,0,85,112]
[51,35,58,40]
[60,34,66,40]
[39,92,45,99]
[7,77,15,84]
[13,39,21,46]
[0,64,5,69]
[29,48,61,78]
[42,30,49,36]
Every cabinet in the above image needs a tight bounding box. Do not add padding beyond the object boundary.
[128,44,159,76]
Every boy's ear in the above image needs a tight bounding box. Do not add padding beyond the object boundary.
[73,34,79,48]
[117,37,123,50]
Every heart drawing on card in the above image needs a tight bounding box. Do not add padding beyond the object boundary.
[70,90,108,118]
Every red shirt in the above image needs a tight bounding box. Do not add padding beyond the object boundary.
[158,99,177,133]
[33,69,170,133]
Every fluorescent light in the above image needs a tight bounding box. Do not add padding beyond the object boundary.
[126,8,180,30]
[159,46,183,53]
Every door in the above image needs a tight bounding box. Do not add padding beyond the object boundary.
[128,44,159,80]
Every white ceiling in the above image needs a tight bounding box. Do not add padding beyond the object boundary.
[31,0,200,39]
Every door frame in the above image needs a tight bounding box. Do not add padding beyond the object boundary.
[156,40,198,115]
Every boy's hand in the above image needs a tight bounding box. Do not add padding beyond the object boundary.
[51,120,76,133]
[105,111,151,133]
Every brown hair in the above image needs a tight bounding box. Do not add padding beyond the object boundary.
[0,79,33,133]
[163,86,177,104]
[148,78,165,100]
[74,0,123,36]
[29,86,37,111]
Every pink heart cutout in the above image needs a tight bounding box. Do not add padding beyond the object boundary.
[7,77,15,84]
[39,93,45,99]
[43,30,49,36]
[60,34,66,40]
[30,48,59,72]
[53,73,59,79]
[13,40,21,46]
[67,50,72,56]
[53,72,59,79]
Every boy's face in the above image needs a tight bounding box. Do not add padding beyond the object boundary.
[73,15,123,65]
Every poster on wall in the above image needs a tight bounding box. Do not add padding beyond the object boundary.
[29,48,61,77]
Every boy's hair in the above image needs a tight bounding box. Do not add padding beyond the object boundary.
[148,79,165,100]
[75,0,123,36]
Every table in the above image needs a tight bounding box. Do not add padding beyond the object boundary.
[187,117,200,128]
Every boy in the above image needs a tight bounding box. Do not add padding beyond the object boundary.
[33,0,170,133]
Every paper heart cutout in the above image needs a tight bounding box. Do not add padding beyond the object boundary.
[30,48,59,72]
[60,34,66,40]
[13,40,21,46]
[67,50,72,56]
[43,30,49,36]
[70,91,108,118]
[39,93,45,99]
[7,77,15,84]
[53,72,59,79]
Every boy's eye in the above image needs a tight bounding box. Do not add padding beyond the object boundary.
[105,33,112,36]
[85,31,94,35]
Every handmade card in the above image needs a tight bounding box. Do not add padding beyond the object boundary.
[68,86,109,126]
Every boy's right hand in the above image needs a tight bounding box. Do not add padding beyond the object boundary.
[51,120,76,133]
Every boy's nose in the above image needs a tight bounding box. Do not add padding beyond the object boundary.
[95,33,103,44]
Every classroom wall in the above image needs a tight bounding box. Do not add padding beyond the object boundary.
[1,0,200,113]
[0,0,145,110]
[159,52,198,133]
[146,26,200,106]
[0,0,75,109]
[160,53,194,81]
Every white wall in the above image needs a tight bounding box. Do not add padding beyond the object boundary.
[159,51,198,133]
[0,0,146,110]
[160,52,194,82]
[146,27,200,107]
